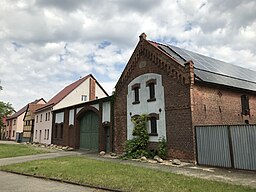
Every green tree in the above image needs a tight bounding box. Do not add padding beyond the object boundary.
[0,101,14,139]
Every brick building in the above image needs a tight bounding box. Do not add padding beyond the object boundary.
[51,96,113,152]
[34,74,108,145]
[114,33,256,162]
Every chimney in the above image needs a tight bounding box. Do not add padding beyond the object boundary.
[89,77,96,100]
[139,33,147,41]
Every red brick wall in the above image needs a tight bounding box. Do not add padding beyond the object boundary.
[192,83,256,126]
[89,78,96,100]
[114,39,195,161]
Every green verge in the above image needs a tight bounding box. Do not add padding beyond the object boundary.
[0,156,254,192]
[0,144,48,158]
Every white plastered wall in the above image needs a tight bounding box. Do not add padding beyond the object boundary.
[53,79,90,111]
[16,113,25,133]
[96,83,108,99]
[33,108,52,144]
[127,73,166,142]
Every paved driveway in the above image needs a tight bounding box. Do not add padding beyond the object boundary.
[0,171,104,192]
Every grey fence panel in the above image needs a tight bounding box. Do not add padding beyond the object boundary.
[230,125,256,170]
[196,126,232,167]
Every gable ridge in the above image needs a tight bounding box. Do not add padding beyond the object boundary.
[7,98,45,120]
[36,74,108,112]
[115,34,190,90]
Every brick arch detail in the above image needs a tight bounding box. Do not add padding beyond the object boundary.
[117,43,189,90]
[75,106,100,150]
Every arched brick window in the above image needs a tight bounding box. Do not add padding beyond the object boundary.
[148,113,159,136]
[146,79,157,102]
[241,95,250,115]
[132,83,141,104]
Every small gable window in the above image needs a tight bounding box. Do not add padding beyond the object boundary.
[146,79,156,102]
[241,95,250,115]
[132,83,140,104]
[81,95,87,101]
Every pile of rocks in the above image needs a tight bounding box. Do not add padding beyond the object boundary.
[138,155,185,167]
[98,151,187,167]
[99,151,118,158]
[23,142,75,151]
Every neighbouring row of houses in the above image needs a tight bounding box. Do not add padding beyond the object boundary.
[3,33,256,170]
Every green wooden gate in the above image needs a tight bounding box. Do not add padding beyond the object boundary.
[79,111,99,150]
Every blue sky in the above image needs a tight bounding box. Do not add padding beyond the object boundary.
[0,0,256,110]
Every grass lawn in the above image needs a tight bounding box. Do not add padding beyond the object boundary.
[0,144,48,158]
[0,156,254,192]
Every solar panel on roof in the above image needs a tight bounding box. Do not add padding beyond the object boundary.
[168,44,256,83]
[156,43,256,92]
[158,44,185,64]
[194,69,256,91]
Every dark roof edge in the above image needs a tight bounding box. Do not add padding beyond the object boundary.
[52,95,113,112]
[35,103,54,113]
[90,74,109,96]
[195,67,256,85]
[195,78,256,94]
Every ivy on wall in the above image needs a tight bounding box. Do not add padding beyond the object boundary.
[123,114,149,159]
[123,114,168,159]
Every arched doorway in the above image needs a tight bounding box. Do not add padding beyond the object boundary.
[79,110,99,150]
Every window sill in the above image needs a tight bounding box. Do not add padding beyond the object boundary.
[149,133,158,136]
[132,101,140,105]
[147,98,156,102]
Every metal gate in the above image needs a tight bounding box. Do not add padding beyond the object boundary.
[196,125,256,171]
[230,125,256,170]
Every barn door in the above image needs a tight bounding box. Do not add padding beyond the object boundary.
[79,111,99,150]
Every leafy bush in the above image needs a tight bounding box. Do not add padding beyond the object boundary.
[158,137,167,159]
[123,114,149,159]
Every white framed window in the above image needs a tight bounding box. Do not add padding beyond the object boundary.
[55,112,64,123]
[81,95,87,101]
[47,129,49,140]
[69,109,74,125]
[44,129,46,139]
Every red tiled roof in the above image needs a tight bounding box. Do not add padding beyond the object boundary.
[23,103,46,120]
[36,74,92,112]
[7,98,45,120]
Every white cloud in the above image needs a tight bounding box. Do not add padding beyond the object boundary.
[0,0,255,110]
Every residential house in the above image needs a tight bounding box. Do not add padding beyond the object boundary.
[22,101,46,142]
[1,110,15,140]
[5,99,45,141]
[34,74,108,145]
[114,33,256,169]
[1,116,7,140]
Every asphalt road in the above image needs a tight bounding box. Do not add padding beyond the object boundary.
[0,171,104,192]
